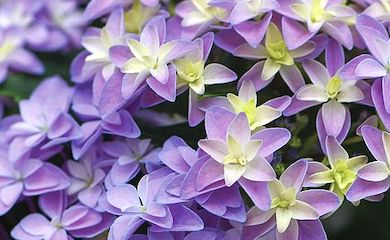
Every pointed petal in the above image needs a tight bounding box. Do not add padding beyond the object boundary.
[296,85,328,102]
[321,100,347,138]
[290,201,319,220]
[355,58,386,78]
[337,85,364,103]
[280,159,308,192]
[203,63,237,84]
[325,136,349,167]
[261,58,281,81]
[224,164,246,187]
[243,156,276,181]
[297,190,340,216]
[198,139,228,163]
[358,161,389,182]
[302,60,330,87]
[279,65,305,92]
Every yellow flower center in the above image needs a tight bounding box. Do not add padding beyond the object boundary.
[139,205,147,212]
[0,41,15,62]
[124,0,159,34]
[176,60,205,83]
[192,0,228,20]
[265,23,294,65]
[326,76,342,99]
[311,0,326,23]
[142,56,159,69]
[223,153,248,166]
[333,160,356,191]
[271,188,296,209]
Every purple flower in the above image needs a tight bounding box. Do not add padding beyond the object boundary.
[0,147,70,215]
[199,112,277,187]
[10,76,81,149]
[199,79,290,130]
[233,23,315,91]
[66,149,106,210]
[71,82,140,159]
[2,0,390,238]
[103,138,161,188]
[157,136,246,222]
[78,8,125,81]
[347,125,390,202]
[277,0,356,49]
[285,39,372,151]
[174,32,237,126]
[194,107,290,210]
[11,191,114,240]
[39,0,86,49]
[307,136,368,201]
[242,160,340,240]
[0,28,43,83]
[100,171,204,239]
[117,16,198,101]
[354,15,390,113]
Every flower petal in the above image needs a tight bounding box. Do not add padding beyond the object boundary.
[296,84,328,102]
[198,139,228,163]
[297,189,340,216]
[224,164,246,187]
[261,58,281,81]
[243,156,276,182]
[355,58,386,78]
[325,135,349,167]
[358,161,389,182]
[302,60,330,87]
[203,63,237,84]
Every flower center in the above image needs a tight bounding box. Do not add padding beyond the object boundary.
[267,41,287,60]
[246,0,263,13]
[271,188,297,209]
[139,205,147,212]
[124,0,158,34]
[333,161,356,191]
[326,76,342,99]
[142,55,158,69]
[176,60,204,83]
[192,0,227,20]
[85,177,94,187]
[311,0,326,23]
[223,154,248,166]
[51,218,63,230]
[0,41,15,62]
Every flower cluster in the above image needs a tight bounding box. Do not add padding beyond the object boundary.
[1,0,390,239]
[0,0,85,83]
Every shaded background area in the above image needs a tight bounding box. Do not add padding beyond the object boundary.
[324,193,390,239]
